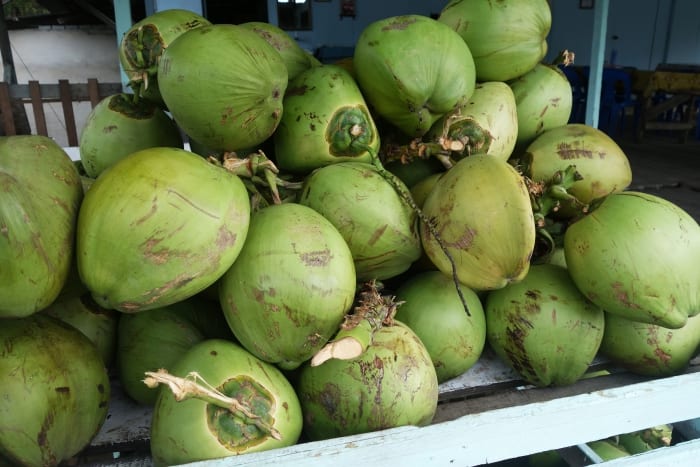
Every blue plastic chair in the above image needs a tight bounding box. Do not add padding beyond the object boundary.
[598,68,636,137]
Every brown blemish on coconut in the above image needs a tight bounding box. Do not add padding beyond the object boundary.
[367,224,388,246]
[382,16,417,31]
[299,248,331,267]
[556,142,594,160]
[611,281,641,309]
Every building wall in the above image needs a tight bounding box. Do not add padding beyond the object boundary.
[264,0,700,70]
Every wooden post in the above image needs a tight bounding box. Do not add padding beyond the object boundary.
[0,5,30,135]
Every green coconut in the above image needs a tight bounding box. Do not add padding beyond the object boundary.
[77,147,250,312]
[0,314,110,466]
[353,14,476,138]
[157,24,288,152]
[420,154,536,291]
[79,93,183,178]
[117,296,232,405]
[485,263,605,387]
[519,123,632,216]
[1,135,83,318]
[148,339,303,466]
[438,0,551,82]
[509,63,574,149]
[43,293,119,367]
[599,312,700,377]
[296,320,438,441]
[273,64,378,174]
[298,161,421,281]
[240,21,320,82]
[564,191,700,328]
[219,203,357,370]
[426,81,519,162]
[394,270,486,383]
[119,8,211,105]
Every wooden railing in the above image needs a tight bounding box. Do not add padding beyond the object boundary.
[0,78,123,146]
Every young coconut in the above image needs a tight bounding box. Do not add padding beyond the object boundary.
[146,339,302,466]
[77,147,251,312]
[118,8,211,105]
[298,161,421,281]
[0,314,110,466]
[564,191,700,329]
[517,123,632,218]
[353,14,476,138]
[273,64,379,174]
[438,0,552,82]
[1,136,83,318]
[394,271,486,383]
[485,263,605,387]
[420,154,536,291]
[599,312,700,377]
[509,52,575,150]
[297,281,439,441]
[157,24,288,153]
[239,21,320,82]
[219,203,357,370]
[79,92,184,178]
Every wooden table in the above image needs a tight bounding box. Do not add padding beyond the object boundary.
[633,66,700,143]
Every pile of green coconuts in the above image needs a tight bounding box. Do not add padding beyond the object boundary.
[2,1,700,465]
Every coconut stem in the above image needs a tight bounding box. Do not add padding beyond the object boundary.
[143,369,282,440]
[311,281,401,366]
[362,145,471,317]
[217,151,302,206]
[551,49,576,67]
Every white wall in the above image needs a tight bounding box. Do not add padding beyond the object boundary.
[266,0,700,70]
[547,0,699,69]
[268,0,448,48]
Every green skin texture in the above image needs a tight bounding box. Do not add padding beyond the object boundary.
[298,161,421,281]
[600,311,700,377]
[564,191,700,329]
[353,15,476,138]
[43,293,119,367]
[117,296,231,405]
[438,0,552,82]
[521,123,632,213]
[0,315,110,466]
[0,135,83,318]
[150,339,303,467]
[428,81,519,162]
[296,321,439,441]
[118,8,211,104]
[394,271,486,383]
[509,64,573,148]
[420,154,536,291]
[79,93,184,179]
[240,21,320,82]
[77,147,250,312]
[485,263,605,387]
[274,64,378,174]
[157,24,288,152]
[219,203,357,370]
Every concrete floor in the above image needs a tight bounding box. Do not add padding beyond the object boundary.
[1,25,122,147]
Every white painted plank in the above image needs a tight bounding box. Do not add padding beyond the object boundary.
[598,438,700,466]
[178,371,700,466]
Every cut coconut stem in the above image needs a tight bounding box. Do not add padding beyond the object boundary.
[143,369,282,440]
[215,150,302,206]
[551,49,576,67]
[311,281,402,366]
